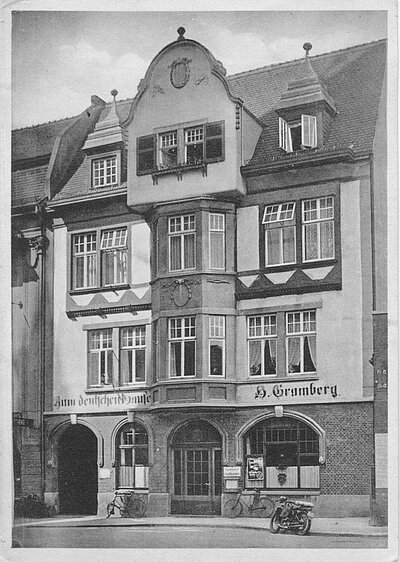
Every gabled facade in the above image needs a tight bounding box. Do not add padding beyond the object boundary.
[12,31,387,520]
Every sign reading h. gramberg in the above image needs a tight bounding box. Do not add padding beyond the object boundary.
[254,382,338,400]
[54,391,151,410]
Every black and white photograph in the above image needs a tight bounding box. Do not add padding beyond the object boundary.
[1,2,397,561]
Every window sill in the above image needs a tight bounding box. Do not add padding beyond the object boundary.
[85,385,149,393]
[151,161,207,185]
[261,259,337,274]
[69,284,131,295]
[246,374,318,383]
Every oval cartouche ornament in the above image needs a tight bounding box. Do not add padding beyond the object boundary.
[172,281,191,307]
[170,58,190,89]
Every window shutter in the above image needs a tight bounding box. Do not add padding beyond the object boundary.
[137,134,156,175]
[301,115,317,148]
[205,121,224,162]
[279,117,291,152]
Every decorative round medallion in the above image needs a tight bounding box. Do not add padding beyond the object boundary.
[170,59,190,89]
[172,281,191,307]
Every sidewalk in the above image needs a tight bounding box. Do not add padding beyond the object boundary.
[14,515,388,537]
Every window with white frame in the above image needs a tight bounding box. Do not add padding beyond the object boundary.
[185,126,204,164]
[72,232,97,289]
[92,155,117,187]
[100,228,128,286]
[136,122,224,175]
[279,115,317,152]
[209,316,225,376]
[159,131,178,168]
[263,203,296,266]
[286,311,316,374]
[302,197,334,261]
[169,317,196,377]
[248,315,277,376]
[209,213,225,269]
[169,215,196,271]
[88,329,114,386]
[120,326,146,385]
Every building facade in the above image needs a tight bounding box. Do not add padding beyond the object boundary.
[12,31,387,519]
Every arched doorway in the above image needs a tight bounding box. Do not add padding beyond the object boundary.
[58,424,98,515]
[171,420,222,515]
[115,422,149,489]
[243,416,320,491]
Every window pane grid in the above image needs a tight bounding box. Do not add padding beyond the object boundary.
[93,156,117,187]
[303,197,334,223]
[287,311,316,334]
[185,127,204,144]
[248,315,276,337]
[209,316,225,338]
[121,327,146,348]
[248,315,277,377]
[263,202,295,223]
[169,215,195,233]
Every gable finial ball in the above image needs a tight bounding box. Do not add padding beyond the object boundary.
[111,89,118,98]
[177,27,186,41]
[303,42,312,56]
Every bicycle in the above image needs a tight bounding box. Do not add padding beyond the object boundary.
[106,489,146,518]
[224,488,274,518]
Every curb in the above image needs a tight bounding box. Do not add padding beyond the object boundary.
[14,519,388,537]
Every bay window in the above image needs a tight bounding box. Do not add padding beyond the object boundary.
[209,212,225,269]
[169,215,196,271]
[302,197,334,261]
[209,316,225,376]
[169,316,196,377]
[248,315,277,376]
[286,311,316,374]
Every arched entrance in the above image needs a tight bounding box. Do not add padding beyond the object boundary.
[58,424,98,515]
[171,420,222,515]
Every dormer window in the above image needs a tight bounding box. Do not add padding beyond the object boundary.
[279,115,317,152]
[92,155,118,187]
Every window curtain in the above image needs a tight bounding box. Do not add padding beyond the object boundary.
[183,233,195,268]
[249,340,262,375]
[264,340,277,374]
[170,236,181,270]
[304,223,318,260]
[210,231,224,268]
[320,221,334,258]
[304,336,316,372]
[287,338,300,372]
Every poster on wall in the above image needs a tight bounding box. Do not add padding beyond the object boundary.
[247,456,264,481]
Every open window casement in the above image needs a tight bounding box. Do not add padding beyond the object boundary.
[279,117,293,152]
[301,114,317,148]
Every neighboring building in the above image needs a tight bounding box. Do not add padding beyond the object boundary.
[12,30,387,520]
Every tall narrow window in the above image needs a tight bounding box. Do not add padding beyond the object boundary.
[209,213,225,269]
[169,215,196,271]
[286,311,316,374]
[169,317,196,377]
[209,316,225,376]
[92,155,117,187]
[88,329,113,386]
[159,131,178,168]
[185,126,204,164]
[120,326,146,385]
[263,203,296,266]
[248,315,277,376]
[100,228,128,286]
[116,423,149,489]
[302,197,334,261]
[72,232,97,289]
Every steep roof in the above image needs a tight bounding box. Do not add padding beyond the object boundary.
[12,39,386,207]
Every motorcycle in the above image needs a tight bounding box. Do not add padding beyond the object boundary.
[270,496,314,535]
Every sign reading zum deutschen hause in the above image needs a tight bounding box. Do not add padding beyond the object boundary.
[53,391,151,412]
